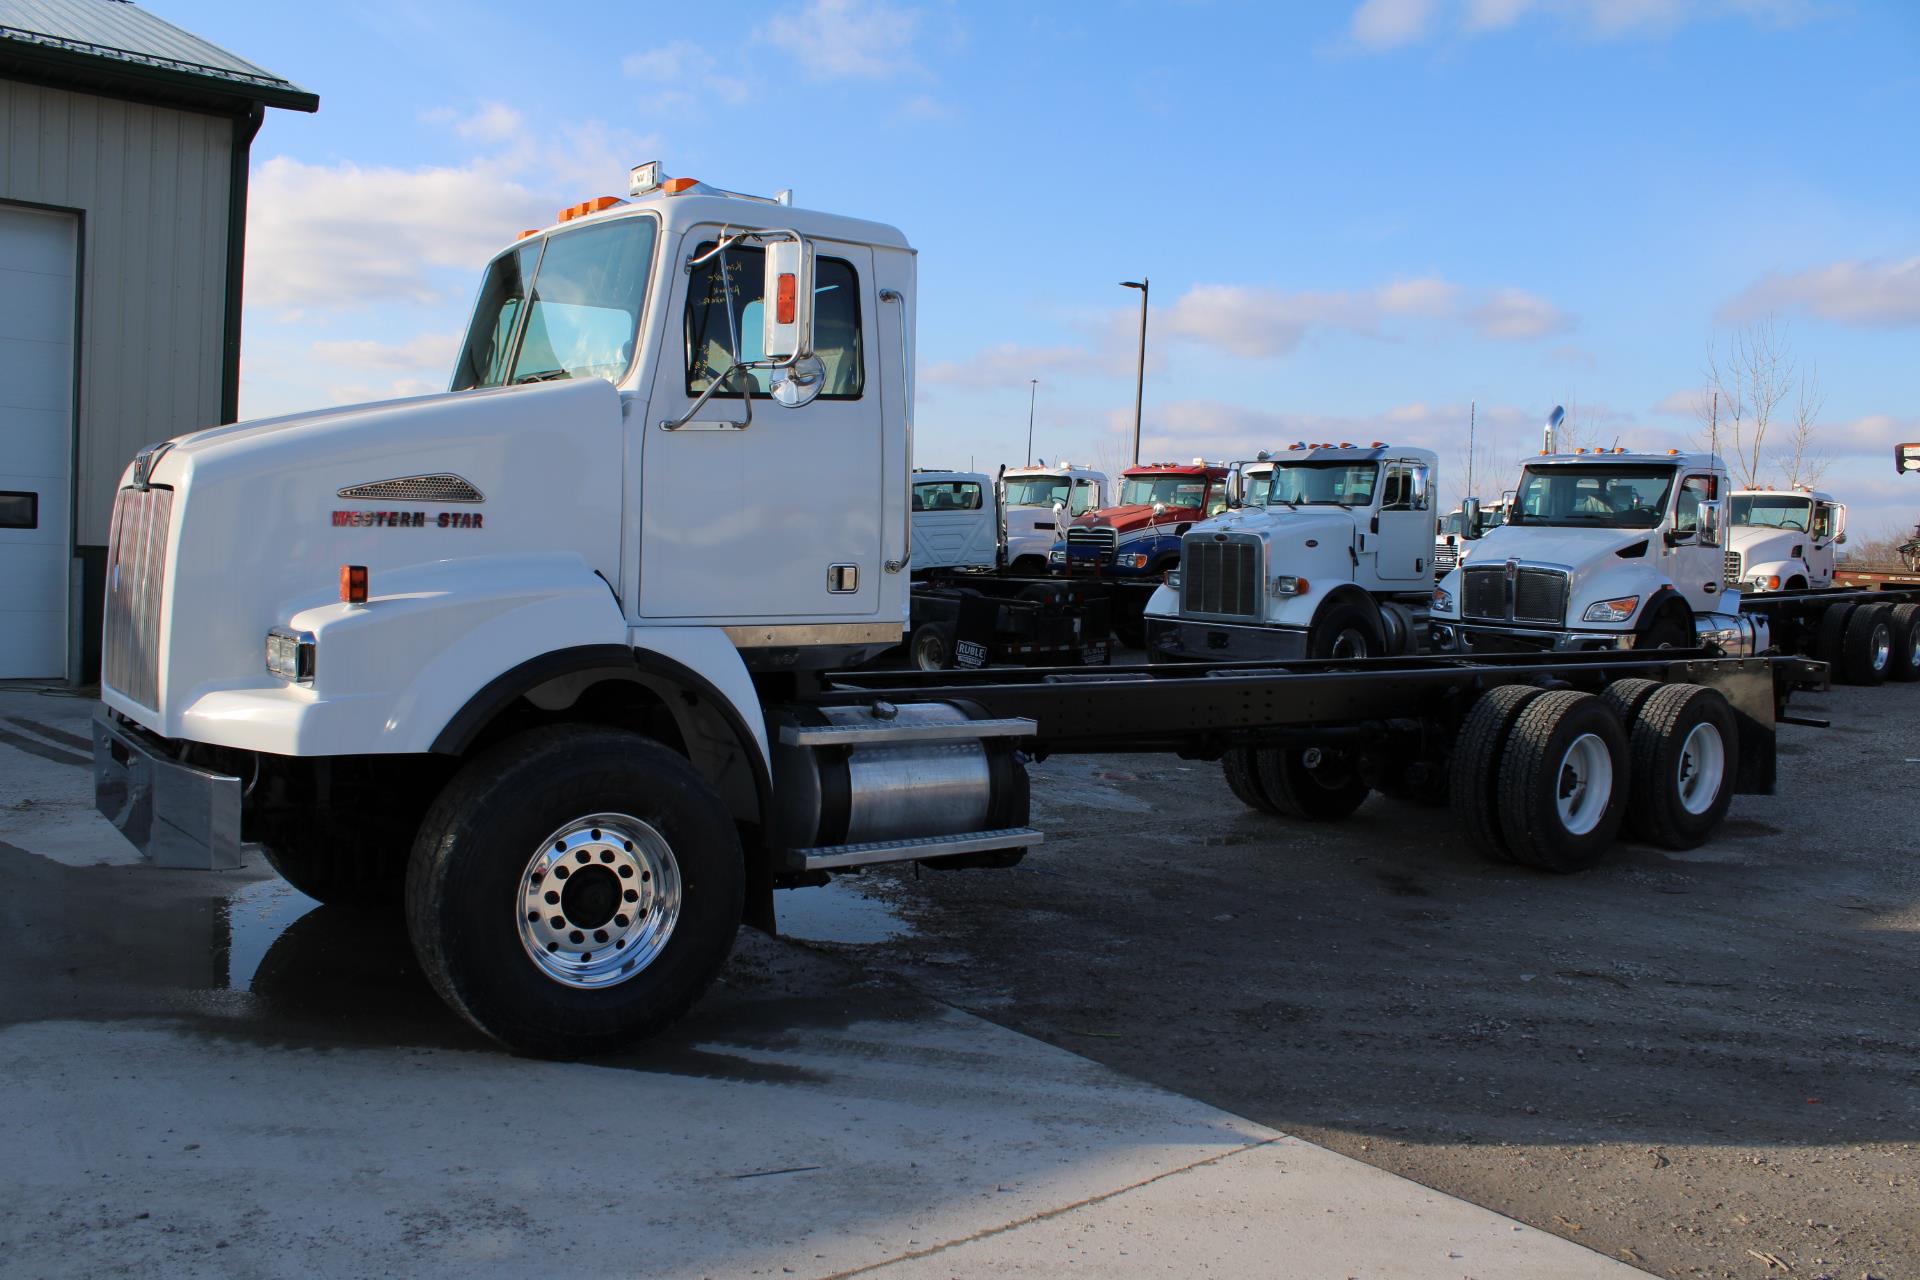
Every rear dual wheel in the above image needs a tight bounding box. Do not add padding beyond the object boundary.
[1218,744,1371,820]
[1493,690,1630,872]
[1840,603,1895,686]
[1621,684,1738,850]
[1888,603,1920,683]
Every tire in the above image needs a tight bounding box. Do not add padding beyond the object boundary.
[1813,601,1856,666]
[1784,576,1808,592]
[909,621,956,671]
[1221,746,1281,814]
[1638,609,1692,651]
[1255,745,1370,820]
[1308,598,1385,660]
[1599,677,1662,728]
[1495,690,1630,873]
[1447,684,1546,862]
[259,820,407,909]
[1625,684,1737,850]
[1887,603,1920,683]
[1839,603,1894,686]
[406,726,744,1058]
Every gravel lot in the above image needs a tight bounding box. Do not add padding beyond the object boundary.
[817,681,1920,1279]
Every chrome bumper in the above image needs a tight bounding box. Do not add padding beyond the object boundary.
[1146,616,1310,662]
[92,709,248,870]
[1431,621,1634,654]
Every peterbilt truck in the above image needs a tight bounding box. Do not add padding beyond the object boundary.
[1725,487,1845,592]
[92,165,1842,1057]
[1143,442,1441,661]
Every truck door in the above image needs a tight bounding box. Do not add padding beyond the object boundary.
[1809,501,1840,584]
[1669,473,1724,613]
[639,234,882,620]
[1370,461,1432,582]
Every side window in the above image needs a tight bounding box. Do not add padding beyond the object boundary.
[685,244,864,398]
[1381,464,1421,510]
[912,481,982,511]
[1675,474,1715,531]
[1072,480,1096,515]
[1811,503,1834,540]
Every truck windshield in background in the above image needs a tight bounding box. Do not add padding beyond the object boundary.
[1004,476,1068,507]
[1120,476,1211,508]
[451,216,658,391]
[1512,465,1674,529]
[1264,462,1377,507]
[1730,494,1811,531]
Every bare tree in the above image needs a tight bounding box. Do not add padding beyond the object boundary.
[1772,366,1830,489]
[1695,317,1795,488]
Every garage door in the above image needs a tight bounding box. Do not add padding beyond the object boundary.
[0,204,78,678]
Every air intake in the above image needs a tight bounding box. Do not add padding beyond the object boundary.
[337,473,484,503]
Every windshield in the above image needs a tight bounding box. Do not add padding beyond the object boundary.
[451,216,658,392]
[1119,475,1211,508]
[1264,462,1377,507]
[1004,476,1069,507]
[1730,495,1811,531]
[1512,465,1675,529]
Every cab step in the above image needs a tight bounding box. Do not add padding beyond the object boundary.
[779,717,1035,747]
[795,826,1044,871]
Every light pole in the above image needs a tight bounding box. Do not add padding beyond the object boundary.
[1120,279,1148,465]
[1026,378,1038,466]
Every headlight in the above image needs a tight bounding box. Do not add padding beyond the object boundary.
[1743,575,1780,592]
[1164,569,1181,589]
[1120,553,1150,569]
[1048,548,1065,563]
[1272,575,1309,595]
[265,627,316,684]
[1432,585,1454,613]
[1581,596,1640,623]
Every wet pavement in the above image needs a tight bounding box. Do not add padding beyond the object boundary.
[0,686,1635,1278]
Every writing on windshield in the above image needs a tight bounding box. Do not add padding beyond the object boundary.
[1264,463,1377,507]
[1513,465,1674,529]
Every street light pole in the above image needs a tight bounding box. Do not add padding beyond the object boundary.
[1026,378,1037,466]
[1120,279,1148,466]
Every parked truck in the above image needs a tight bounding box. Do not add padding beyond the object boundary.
[998,462,1106,573]
[92,165,1835,1058]
[1725,486,1845,592]
[1433,496,1510,577]
[1143,442,1441,661]
[904,469,1110,670]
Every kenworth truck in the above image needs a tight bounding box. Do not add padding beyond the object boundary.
[94,165,1837,1057]
[1142,442,1441,661]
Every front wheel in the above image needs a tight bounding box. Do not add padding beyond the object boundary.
[1308,599,1384,659]
[406,727,744,1058]
[909,621,956,671]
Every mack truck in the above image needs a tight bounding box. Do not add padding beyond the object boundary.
[998,461,1105,572]
[1142,442,1442,661]
[1050,459,1233,644]
[903,469,1110,670]
[93,164,1838,1058]
[1725,487,1846,593]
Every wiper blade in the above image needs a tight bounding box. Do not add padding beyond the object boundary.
[513,368,572,384]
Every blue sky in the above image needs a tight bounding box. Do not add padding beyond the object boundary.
[161,0,1919,532]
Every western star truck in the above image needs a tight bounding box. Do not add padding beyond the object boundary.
[904,469,1110,670]
[91,165,1841,1057]
[1143,442,1441,661]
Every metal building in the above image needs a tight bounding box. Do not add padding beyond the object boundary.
[0,0,315,680]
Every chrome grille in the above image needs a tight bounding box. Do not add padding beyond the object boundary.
[1513,569,1569,623]
[1725,550,1743,585]
[1461,564,1567,624]
[1066,526,1118,563]
[1181,535,1262,620]
[1462,567,1505,619]
[103,485,174,711]
[1432,543,1459,574]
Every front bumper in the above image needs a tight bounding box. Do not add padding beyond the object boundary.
[1430,620,1635,655]
[1145,616,1309,662]
[92,709,248,870]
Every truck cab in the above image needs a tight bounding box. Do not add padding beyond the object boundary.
[1726,487,1845,592]
[1048,460,1230,579]
[1433,498,1509,577]
[1431,448,1746,654]
[998,463,1105,574]
[909,470,996,572]
[1143,442,1439,661]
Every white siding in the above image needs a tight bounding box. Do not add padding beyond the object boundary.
[0,78,232,546]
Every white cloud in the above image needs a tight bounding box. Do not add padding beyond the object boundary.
[922,342,1101,388]
[622,40,752,105]
[1160,277,1569,358]
[1721,257,1920,328]
[1350,0,1438,49]
[309,332,462,373]
[763,0,924,80]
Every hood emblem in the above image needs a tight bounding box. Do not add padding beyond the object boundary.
[337,473,484,503]
[1504,557,1520,581]
[129,440,174,490]
[1304,539,1318,548]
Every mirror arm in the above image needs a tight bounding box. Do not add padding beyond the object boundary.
[660,361,756,431]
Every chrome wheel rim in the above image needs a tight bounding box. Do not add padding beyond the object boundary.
[1329,627,1370,659]
[1909,629,1920,670]
[1870,623,1891,672]
[517,813,681,989]
[912,630,946,671]
[1555,732,1612,835]
[1675,722,1725,816]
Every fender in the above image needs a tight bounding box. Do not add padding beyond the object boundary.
[1636,585,1688,633]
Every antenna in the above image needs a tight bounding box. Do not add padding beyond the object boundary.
[1467,401,1476,502]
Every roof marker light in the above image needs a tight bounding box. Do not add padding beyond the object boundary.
[664,176,700,194]
[1371,440,1384,447]
[340,565,368,605]
[1668,448,1681,455]
[516,229,540,240]
[1339,441,1353,448]
[556,195,625,222]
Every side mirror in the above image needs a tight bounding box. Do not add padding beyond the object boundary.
[1461,497,1483,540]
[1226,473,1244,508]
[1052,498,1068,526]
[1152,501,1168,519]
[762,235,816,362]
[1409,467,1430,511]
[1837,531,1848,545]
[1697,500,1723,548]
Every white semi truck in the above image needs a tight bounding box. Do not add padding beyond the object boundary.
[998,463,1105,573]
[1725,487,1845,592]
[92,165,1837,1056]
[1143,442,1442,661]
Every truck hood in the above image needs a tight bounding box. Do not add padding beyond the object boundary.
[1074,503,1202,534]
[165,387,485,455]
[1196,506,1356,543]
[1467,523,1657,568]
